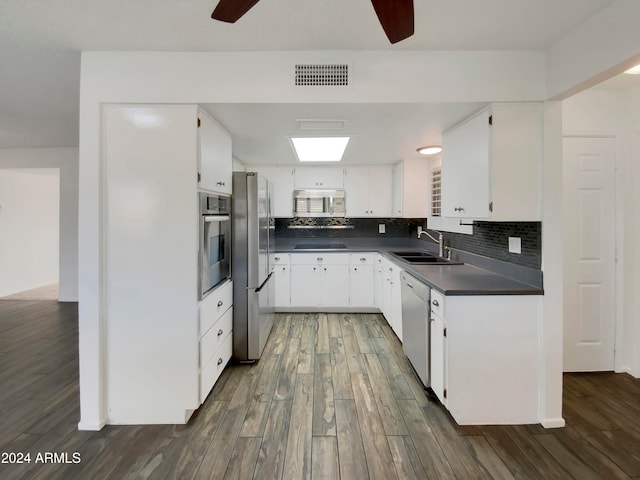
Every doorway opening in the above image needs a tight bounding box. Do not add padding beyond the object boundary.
[0,168,60,301]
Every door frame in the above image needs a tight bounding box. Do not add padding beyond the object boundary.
[562,132,622,373]
[633,130,640,378]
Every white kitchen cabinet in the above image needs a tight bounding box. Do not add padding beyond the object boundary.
[381,257,403,340]
[272,254,291,308]
[199,280,233,403]
[429,291,540,425]
[349,253,376,307]
[392,159,430,218]
[290,253,350,307]
[294,166,344,189]
[441,103,542,221]
[198,109,232,195]
[343,166,392,217]
[429,290,446,405]
[374,255,384,310]
[248,166,295,217]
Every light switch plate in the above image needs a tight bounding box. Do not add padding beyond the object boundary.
[379,224,386,234]
[508,237,521,254]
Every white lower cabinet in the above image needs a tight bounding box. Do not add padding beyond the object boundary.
[381,257,403,340]
[272,254,291,307]
[349,253,375,307]
[198,280,233,404]
[429,290,446,404]
[429,291,541,425]
[290,254,350,307]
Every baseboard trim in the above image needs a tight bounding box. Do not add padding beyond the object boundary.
[541,417,566,429]
[77,419,106,431]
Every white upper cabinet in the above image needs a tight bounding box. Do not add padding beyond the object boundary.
[247,166,295,217]
[392,158,430,218]
[441,103,542,221]
[198,109,232,195]
[343,165,392,217]
[294,166,344,189]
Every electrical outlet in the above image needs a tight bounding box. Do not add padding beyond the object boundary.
[508,237,521,254]
[378,224,386,234]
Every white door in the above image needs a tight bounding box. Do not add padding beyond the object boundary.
[563,136,616,371]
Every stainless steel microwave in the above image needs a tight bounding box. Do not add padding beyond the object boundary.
[293,189,346,217]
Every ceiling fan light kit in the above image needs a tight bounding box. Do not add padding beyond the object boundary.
[211,0,415,44]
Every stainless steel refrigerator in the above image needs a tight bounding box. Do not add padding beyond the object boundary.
[231,172,275,361]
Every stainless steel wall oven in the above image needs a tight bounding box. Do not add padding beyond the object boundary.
[199,192,231,299]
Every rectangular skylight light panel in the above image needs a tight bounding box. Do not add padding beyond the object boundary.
[290,137,350,162]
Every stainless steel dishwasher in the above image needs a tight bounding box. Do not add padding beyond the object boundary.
[400,271,431,388]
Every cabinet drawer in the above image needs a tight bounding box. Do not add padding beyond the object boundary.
[431,290,445,317]
[350,253,375,266]
[290,253,349,265]
[271,253,290,266]
[200,332,232,404]
[200,280,233,336]
[200,307,233,367]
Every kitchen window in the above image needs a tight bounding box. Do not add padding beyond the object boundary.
[431,167,441,217]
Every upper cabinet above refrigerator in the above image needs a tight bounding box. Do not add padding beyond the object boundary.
[198,109,233,195]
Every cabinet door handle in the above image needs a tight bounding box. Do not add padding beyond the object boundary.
[388,267,393,272]
[432,299,439,307]
[354,267,357,271]
[282,267,286,271]
[360,257,366,262]
[217,357,224,365]
[217,329,224,336]
[323,267,327,271]
[217,300,223,307]
[216,181,226,186]
[275,256,280,261]
[317,257,323,261]
[454,207,464,212]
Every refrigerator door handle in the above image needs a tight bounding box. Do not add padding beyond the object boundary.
[254,271,274,293]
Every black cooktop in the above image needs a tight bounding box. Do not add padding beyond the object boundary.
[294,243,348,250]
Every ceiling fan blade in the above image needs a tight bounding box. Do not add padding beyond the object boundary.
[211,0,261,23]
[370,0,414,44]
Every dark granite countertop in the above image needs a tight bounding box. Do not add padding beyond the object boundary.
[273,237,543,296]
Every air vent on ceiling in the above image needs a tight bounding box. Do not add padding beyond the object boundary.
[294,64,349,87]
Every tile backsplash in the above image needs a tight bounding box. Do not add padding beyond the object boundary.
[422,221,541,269]
[274,217,542,270]
[274,217,424,238]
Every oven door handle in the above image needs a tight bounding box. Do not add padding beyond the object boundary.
[203,215,230,223]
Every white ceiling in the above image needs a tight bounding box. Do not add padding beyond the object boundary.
[204,103,487,165]
[2,0,638,159]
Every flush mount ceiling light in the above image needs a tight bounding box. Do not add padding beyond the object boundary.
[290,137,350,162]
[416,145,442,156]
[624,64,640,75]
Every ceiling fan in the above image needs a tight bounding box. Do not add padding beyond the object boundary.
[211,0,414,44]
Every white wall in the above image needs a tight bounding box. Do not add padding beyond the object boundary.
[0,169,59,296]
[562,88,638,377]
[629,86,640,377]
[0,148,78,301]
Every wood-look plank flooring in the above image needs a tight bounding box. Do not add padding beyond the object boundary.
[1,300,640,479]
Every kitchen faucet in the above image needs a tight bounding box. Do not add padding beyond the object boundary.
[417,227,444,258]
